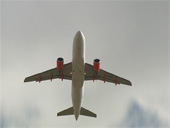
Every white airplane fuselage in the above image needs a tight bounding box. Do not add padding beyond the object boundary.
[72,31,85,120]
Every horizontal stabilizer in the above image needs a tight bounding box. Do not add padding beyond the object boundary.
[80,107,97,118]
[57,107,74,116]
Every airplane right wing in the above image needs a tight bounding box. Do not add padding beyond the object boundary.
[85,63,132,86]
[24,62,72,83]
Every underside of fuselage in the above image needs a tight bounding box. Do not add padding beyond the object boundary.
[72,31,85,120]
[57,31,97,120]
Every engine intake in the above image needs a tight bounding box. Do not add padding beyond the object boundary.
[57,57,64,70]
[93,59,100,72]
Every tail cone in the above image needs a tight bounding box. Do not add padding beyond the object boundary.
[75,113,79,121]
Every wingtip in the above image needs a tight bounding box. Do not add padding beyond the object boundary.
[129,82,132,86]
[24,78,29,83]
[24,78,27,82]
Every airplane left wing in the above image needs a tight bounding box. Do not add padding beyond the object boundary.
[85,63,132,86]
[24,62,72,82]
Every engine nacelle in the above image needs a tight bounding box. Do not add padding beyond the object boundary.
[93,59,100,72]
[57,57,64,70]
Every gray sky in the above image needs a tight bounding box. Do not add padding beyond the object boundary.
[1,1,169,127]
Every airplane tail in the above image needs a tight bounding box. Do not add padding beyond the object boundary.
[80,107,97,118]
[57,107,97,118]
[57,107,74,116]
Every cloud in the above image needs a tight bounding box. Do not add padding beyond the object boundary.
[119,100,169,127]
[1,105,40,128]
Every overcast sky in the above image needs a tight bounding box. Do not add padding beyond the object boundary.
[1,1,169,128]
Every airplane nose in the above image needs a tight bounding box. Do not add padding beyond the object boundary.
[74,31,85,43]
[77,31,81,35]
[76,31,83,38]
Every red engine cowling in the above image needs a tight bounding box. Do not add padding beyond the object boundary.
[57,57,64,70]
[93,59,100,72]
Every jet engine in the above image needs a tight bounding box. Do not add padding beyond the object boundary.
[93,59,100,72]
[57,57,64,70]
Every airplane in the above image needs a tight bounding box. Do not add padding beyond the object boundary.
[24,31,132,120]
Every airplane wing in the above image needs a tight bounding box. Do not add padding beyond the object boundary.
[85,63,132,86]
[24,62,72,82]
